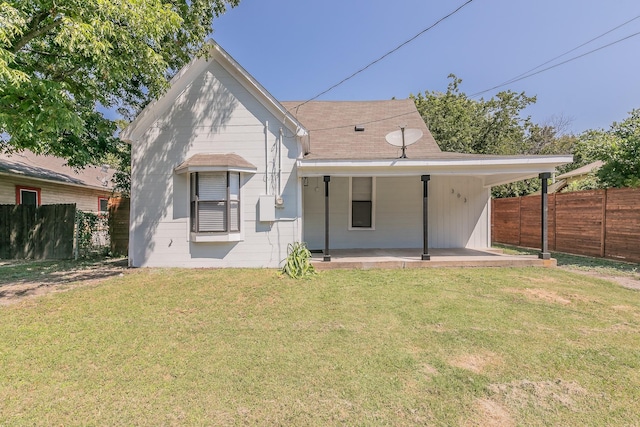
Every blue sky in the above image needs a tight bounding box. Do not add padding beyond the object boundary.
[211,0,640,134]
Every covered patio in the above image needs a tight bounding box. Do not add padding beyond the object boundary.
[311,248,556,270]
[289,99,572,269]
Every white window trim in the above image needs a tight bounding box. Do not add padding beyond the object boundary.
[98,197,109,213]
[348,176,376,231]
[188,171,245,243]
[17,186,40,206]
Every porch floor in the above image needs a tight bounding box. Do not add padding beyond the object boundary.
[311,248,556,270]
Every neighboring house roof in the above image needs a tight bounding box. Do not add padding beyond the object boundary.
[281,99,441,160]
[555,160,603,180]
[0,150,115,191]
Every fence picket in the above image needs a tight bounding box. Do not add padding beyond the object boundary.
[492,188,640,263]
[0,204,76,259]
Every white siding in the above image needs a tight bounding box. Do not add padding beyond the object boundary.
[428,176,490,249]
[302,175,490,250]
[130,59,301,267]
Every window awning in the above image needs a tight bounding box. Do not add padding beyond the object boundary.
[174,153,257,174]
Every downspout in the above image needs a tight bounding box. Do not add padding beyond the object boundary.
[278,127,283,197]
[128,145,136,267]
[264,120,269,194]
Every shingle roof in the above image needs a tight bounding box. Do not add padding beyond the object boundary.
[0,150,116,190]
[174,153,257,173]
[281,99,443,160]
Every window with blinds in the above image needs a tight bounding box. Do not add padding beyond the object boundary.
[190,171,240,233]
[351,177,373,228]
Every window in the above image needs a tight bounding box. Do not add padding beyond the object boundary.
[98,197,109,213]
[350,177,374,229]
[15,186,41,206]
[190,171,240,233]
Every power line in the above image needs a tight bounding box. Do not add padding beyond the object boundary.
[296,8,640,134]
[498,14,640,88]
[471,28,640,98]
[303,27,640,134]
[293,0,475,111]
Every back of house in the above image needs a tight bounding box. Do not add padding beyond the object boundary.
[121,40,571,268]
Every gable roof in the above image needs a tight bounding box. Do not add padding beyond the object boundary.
[281,99,441,160]
[0,150,115,190]
[120,40,306,143]
[120,39,573,186]
[556,160,603,179]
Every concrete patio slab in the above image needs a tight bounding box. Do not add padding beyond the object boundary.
[311,248,556,270]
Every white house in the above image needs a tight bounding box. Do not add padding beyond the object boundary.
[121,40,572,268]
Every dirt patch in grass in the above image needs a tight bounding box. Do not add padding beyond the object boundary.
[0,258,127,306]
[449,352,503,374]
[466,398,514,427]
[504,288,572,305]
[488,379,589,412]
[562,268,640,291]
[419,363,439,377]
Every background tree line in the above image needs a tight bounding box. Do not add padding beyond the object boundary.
[412,74,640,197]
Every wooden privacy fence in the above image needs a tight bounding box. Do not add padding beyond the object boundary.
[108,197,129,256]
[492,188,640,263]
[0,204,76,259]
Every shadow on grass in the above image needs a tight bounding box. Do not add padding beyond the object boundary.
[0,257,128,300]
[494,244,639,276]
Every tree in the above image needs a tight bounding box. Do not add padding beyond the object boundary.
[411,74,536,155]
[0,0,238,167]
[525,114,577,155]
[412,74,550,198]
[575,109,640,188]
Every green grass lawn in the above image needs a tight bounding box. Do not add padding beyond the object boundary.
[1,267,639,425]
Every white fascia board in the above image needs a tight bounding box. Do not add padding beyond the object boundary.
[482,173,540,188]
[296,155,573,177]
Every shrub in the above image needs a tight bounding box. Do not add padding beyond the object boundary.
[281,242,316,279]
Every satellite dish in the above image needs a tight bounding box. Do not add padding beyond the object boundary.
[385,127,423,158]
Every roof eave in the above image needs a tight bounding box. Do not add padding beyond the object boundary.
[297,155,573,174]
[296,155,573,188]
[0,171,115,192]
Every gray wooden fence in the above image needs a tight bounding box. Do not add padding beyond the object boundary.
[0,204,76,259]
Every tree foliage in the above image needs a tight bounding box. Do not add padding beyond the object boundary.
[0,0,238,167]
[575,109,640,188]
[411,74,536,155]
[412,75,576,197]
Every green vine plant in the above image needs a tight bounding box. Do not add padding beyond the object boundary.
[281,242,316,279]
[75,210,110,258]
